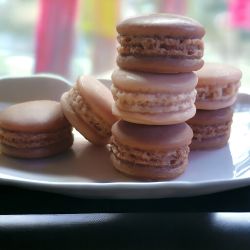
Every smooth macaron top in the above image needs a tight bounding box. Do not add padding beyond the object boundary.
[77,76,117,126]
[112,69,198,93]
[196,63,242,86]
[112,120,193,150]
[117,13,205,38]
[0,100,70,133]
[188,106,234,125]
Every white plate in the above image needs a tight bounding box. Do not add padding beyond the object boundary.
[0,75,250,199]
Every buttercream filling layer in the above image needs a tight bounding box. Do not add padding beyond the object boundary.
[118,35,204,59]
[190,122,231,142]
[112,85,196,113]
[196,81,240,102]
[0,127,72,149]
[68,87,111,137]
[110,136,189,167]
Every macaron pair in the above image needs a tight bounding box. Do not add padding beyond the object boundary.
[116,13,205,73]
[187,63,242,150]
[110,121,193,180]
[187,63,242,149]
[61,76,118,145]
[0,100,73,158]
[111,69,198,125]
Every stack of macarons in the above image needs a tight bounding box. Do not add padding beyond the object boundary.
[110,13,206,180]
[187,63,242,149]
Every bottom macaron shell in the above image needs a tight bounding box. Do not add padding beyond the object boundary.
[61,93,110,145]
[190,133,230,150]
[112,105,196,125]
[117,55,204,73]
[111,153,187,180]
[0,135,73,159]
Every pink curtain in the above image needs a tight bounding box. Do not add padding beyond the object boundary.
[35,0,78,77]
[229,0,250,30]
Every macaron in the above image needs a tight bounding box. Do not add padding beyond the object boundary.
[116,13,205,73]
[111,69,198,125]
[110,120,193,180]
[0,100,73,158]
[187,107,234,149]
[60,76,118,145]
[195,63,242,110]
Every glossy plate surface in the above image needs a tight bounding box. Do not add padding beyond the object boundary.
[0,75,249,199]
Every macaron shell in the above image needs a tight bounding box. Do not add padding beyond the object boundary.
[188,107,234,125]
[0,135,73,159]
[117,55,204,73]
[111,120,193,150]
[112,104,196,125]
[111,153,187,180]
[77,76,117,126]
[0,100,70,132]
[196,63,242,86]
[60,93,110,145]
[112,69,198,93]
[117,13,205,38]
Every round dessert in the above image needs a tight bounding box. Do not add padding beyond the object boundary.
[195,63,242,110]
[0,100,73,158]
[116,13,205,73]
[61,76,118,145]
[187,107,234,149]
[110,120,193,180]
[111,69,198,125]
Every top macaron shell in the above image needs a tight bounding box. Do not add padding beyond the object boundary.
[112,121,193,150]
[196,63,242,86]
[188,106,234,126]
[0,100,70,132]
[117,13,205,38]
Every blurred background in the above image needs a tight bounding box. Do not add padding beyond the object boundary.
[0,0,249,87]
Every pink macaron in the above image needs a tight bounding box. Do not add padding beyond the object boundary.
[195,63,242,110]
[0,100,73,158]
[61,76,118,145]
[110,120,193,180]
[116,13,205,73]
[111,69,198,125]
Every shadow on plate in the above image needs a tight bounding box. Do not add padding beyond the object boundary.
[0,138,132,183]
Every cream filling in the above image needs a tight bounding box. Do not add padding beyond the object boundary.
[118,35,204,58]
[190,122,231,142]
[0,127,72,149]
[112,85,196,113]
[110,137,189,167]
[196,81,240,102]
[68,87,111,137]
